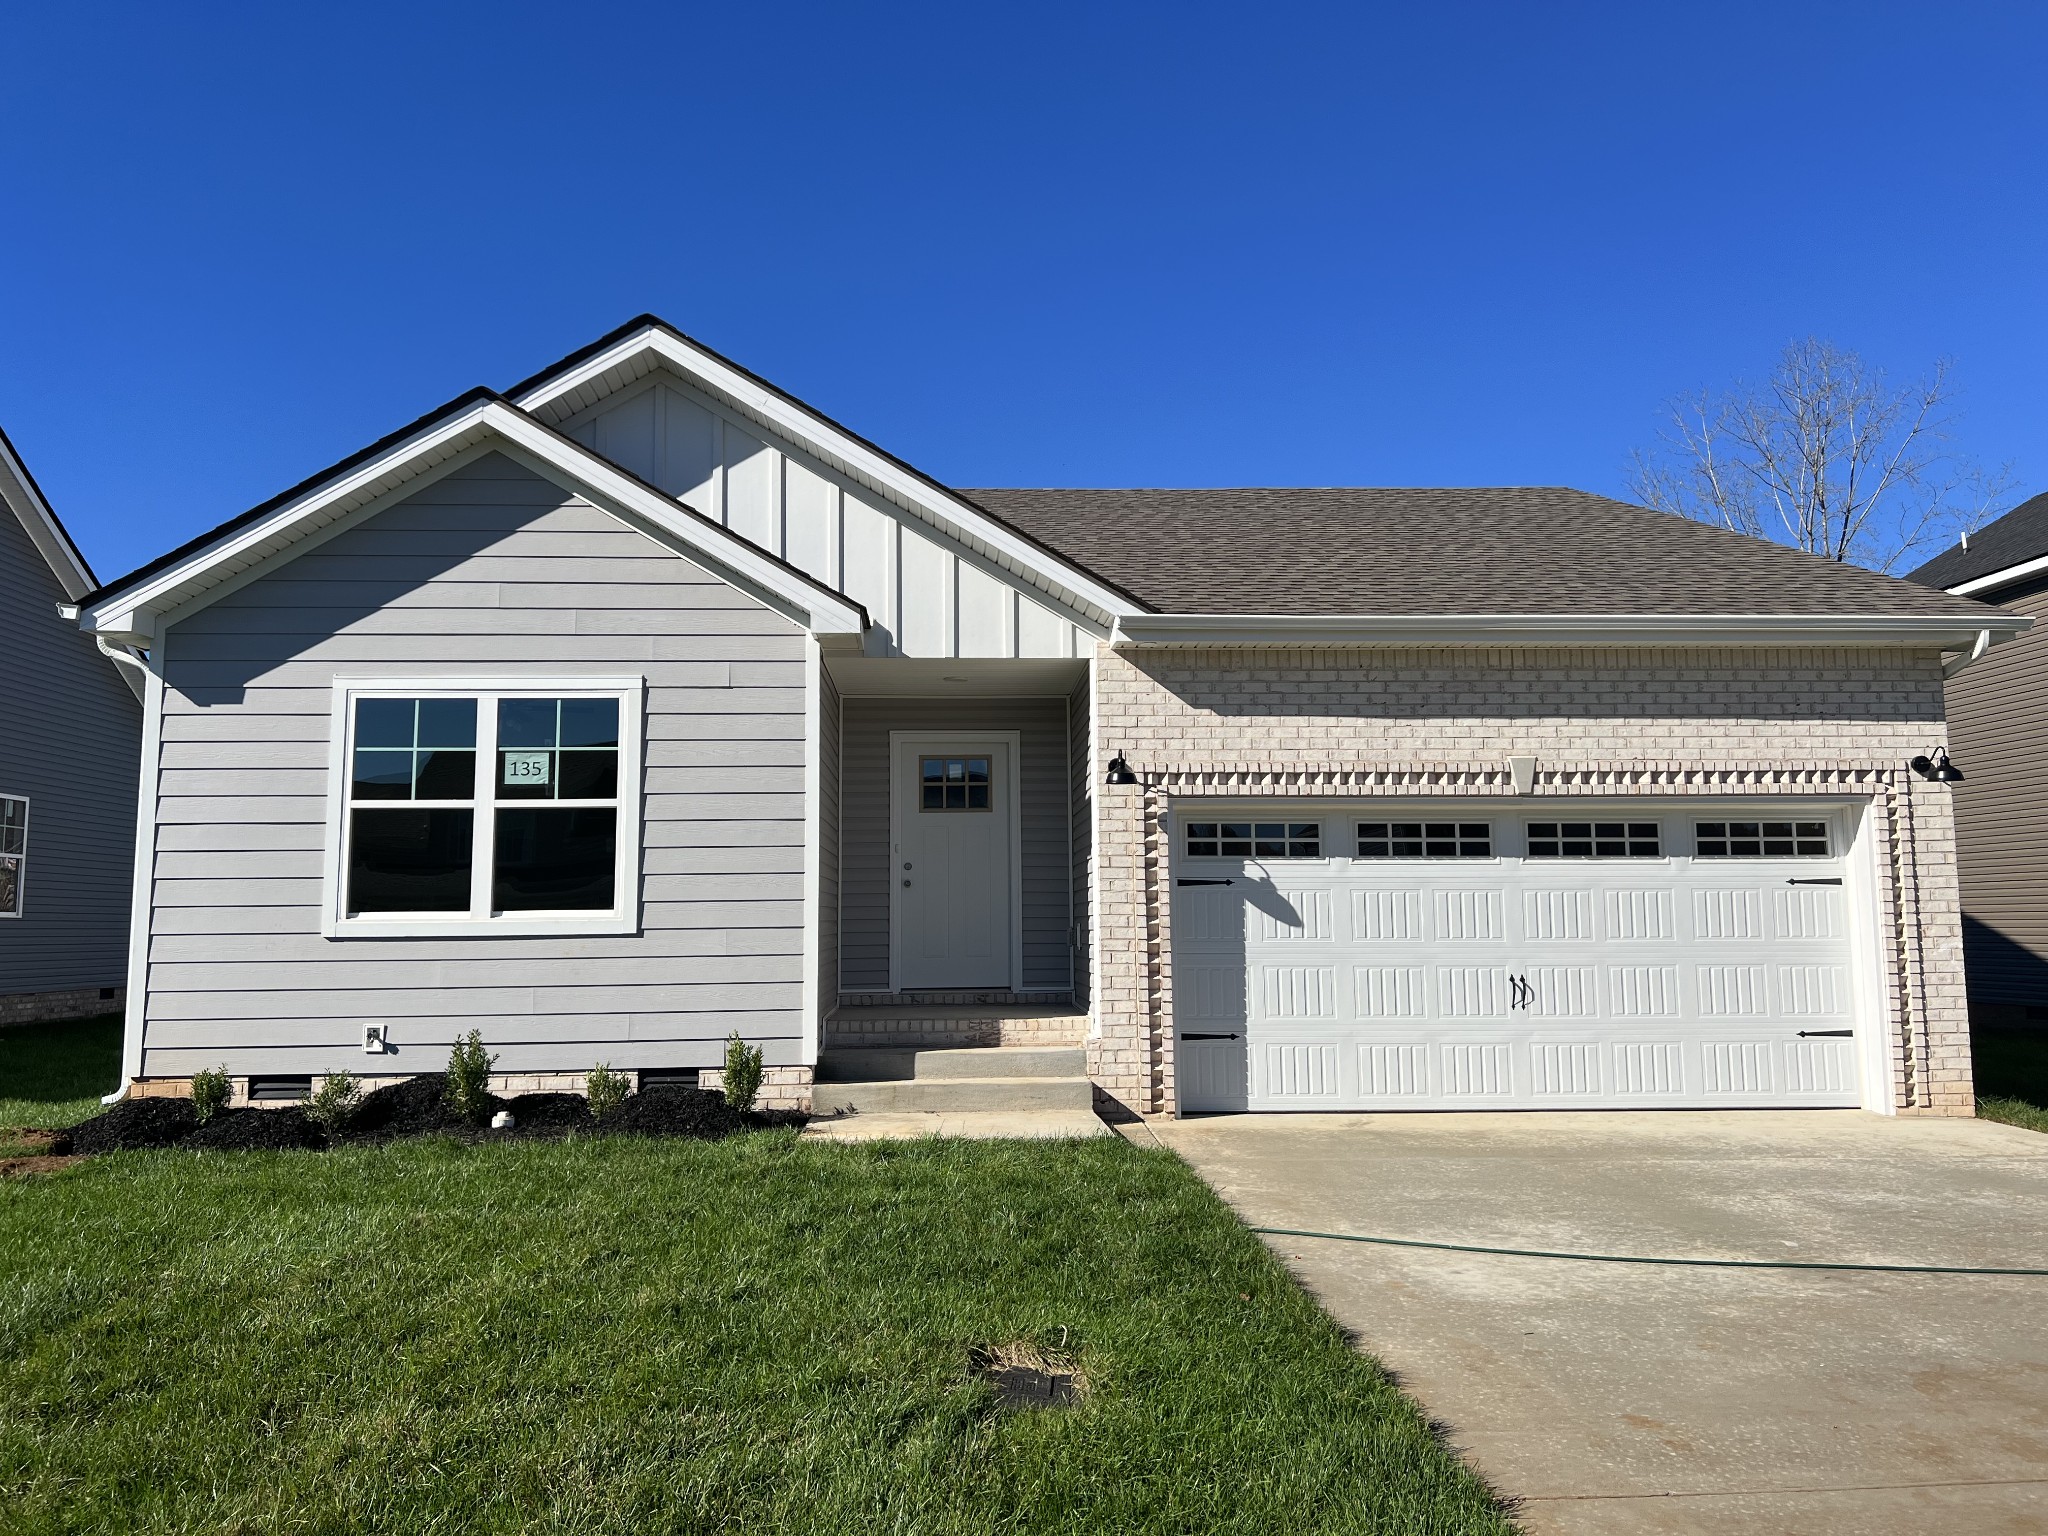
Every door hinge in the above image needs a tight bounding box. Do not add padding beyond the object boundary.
[1176,877,1235,887]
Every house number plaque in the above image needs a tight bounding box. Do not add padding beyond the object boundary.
[503,751,551,787]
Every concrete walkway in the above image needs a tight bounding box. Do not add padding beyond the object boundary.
[1143,1111,2048,1535]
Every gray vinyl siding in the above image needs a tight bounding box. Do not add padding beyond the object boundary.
[0,495,140,998]
[142,451,810,1076]
[818,664,841,1013]
[838,696,1072,993]
[1068,670,1091,1010]
[1944,573,2048,1007]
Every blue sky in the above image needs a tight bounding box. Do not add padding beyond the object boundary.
[4,2,2043,580]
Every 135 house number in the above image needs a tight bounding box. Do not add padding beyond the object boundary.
[502,751,551,786]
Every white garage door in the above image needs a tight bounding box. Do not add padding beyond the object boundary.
[1174,805,1868,1111]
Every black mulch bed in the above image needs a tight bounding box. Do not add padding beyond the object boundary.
[54,1075,803,1156]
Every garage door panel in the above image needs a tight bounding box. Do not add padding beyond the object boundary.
[1175,802,1866,1113]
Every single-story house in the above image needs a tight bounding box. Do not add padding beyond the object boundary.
[0,424,142,1024]
[70,318,2022,1115]
[1910,499,2048,1026]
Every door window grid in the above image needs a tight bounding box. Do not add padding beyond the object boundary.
[0,795,25,918]
[1356,821,1492,858]
[342,691,626,924]
[1526,821,1662,858]
[1185,822,1322,859]
[919,756,991,811]
[1695,820,1830,857]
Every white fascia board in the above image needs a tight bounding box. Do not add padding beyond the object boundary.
[0,432,95,601]
[1110,612,2034,649]
[511,326,1145,624]
[79,399,866,642]
[1948,554,2048,598]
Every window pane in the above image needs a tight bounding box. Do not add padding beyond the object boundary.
[0,855,19,917]
[922,785,943,810]
[348,808,473,913]
[558,698,619,748]
[558,750,619,800]
[494,808,617,911]
[0,798,26,856]
[414,749,476,800]
[351,749,414,800]
[498,698,558,749]
[498,749,556,800]
[966,784,989,809]
[415,699,477,749]
[354,698,415,749]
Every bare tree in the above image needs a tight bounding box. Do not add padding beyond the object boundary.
[1628,338,2012,572]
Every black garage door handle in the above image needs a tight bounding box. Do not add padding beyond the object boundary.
[1176,877,1235,886]
[1786,878,1844,886]
[1182,1033,1243,1041]
[1797,1030,1853,1038]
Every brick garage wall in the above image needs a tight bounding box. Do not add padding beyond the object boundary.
[1089,643,1970,1118]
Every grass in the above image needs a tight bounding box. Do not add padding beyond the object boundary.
[0,1014,121,1151]
[1974,1027,2048,1133]
[0,1133,1514,1535]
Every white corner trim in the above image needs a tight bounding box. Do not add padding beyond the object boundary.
[800,639,823,1066]
[79,399,867,643]
[1110,611,2033,649]
[116,644,166,1090]
[1948,553,2048,598]
[319,675,647,941]
[511,326,1144,624]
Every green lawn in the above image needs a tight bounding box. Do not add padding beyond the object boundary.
[0,1133,1513,1535]
[1975,1028,2048,1133]
[0,1013,121,1149]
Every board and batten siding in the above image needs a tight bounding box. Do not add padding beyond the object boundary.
[0,489,140,1000]
[1943,571,2048,1009]
[837,696,1073,995]
[143,452,811,1077]
[559,375,1097,661]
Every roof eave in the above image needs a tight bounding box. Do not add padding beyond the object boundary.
[0,424,96,600]
[1110,612,2032,649]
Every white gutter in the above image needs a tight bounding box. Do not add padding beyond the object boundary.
[94,633,149,702]
[1110,612,2032,650]
[1950,554,2048,599]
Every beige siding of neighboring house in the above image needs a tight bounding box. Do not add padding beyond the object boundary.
[1089,643,1971,1117]
[1942,574,2048,1014]
[140,452,812,1080]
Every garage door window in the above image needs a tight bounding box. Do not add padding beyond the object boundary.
[1185,822,1321,858]
[1356,821,1492,858]
[1527,821,1662,858]
[1695,820,1830,857]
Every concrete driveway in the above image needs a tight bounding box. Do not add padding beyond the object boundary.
[1143,1111,2048,1535]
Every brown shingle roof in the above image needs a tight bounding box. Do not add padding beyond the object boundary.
[957,487,1998,618]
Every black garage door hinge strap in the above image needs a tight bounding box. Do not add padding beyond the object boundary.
[1181,1032,1243,1041]
[1786,877,1844,885]
[1176,877,1235,886]
[1797,1029,1854,1038]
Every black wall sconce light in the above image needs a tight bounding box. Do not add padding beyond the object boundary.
[1909,748,1965,783]
[1105,753,1139,786]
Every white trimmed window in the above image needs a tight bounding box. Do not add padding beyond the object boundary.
[0,796,26,918]
[1185,821,1323,859]
[1527,821,1662,858]
[325,679,644,938]
[1356,821,1492,858]
[1695,820,1831,857]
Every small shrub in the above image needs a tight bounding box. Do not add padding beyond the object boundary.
[721,1033,764,1113]
[586,1063,630,1121]
[306,1070,362,1133]
[444,1030,498,1124]
[189,1066,233,1124]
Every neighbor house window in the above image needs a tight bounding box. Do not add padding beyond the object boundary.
[329,679,641,936]
[1356,822,1492,858]
[1185,822,1322,858]
[0,796,25,918]
[1695,820,1830,857]
[1526,821,1662,858]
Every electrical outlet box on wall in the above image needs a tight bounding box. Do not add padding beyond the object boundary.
[363,1022,389,1054]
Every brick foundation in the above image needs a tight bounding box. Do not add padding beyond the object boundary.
[1088,642,1974,1118]
[0,986,123,1028]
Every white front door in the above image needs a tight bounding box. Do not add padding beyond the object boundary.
[1174,802,1869,1111]
[892,735,1017,989]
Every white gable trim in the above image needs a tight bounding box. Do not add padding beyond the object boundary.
[511,324,1145,624]
[78,398,868,645]
[0,428,95,601]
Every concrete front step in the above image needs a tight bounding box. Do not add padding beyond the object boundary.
[810,1074,1094,1115]
[803,1110,1110,1143]
[817,1045,1086,1083]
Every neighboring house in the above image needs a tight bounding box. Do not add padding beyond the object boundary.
[0,425,142,1024]
[71,318,2021,1116]
[1909,501,2048,1026]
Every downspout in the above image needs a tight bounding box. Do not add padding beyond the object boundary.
[92,634,153,1104]
[1942,627,1993,679]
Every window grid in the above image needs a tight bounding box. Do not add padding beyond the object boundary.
[1695,820,1830,857]
[1356,821,1492,859]
[341,689,627,927]
[919,755,991,811]
[0,795,25,918]
[1185,821,1322,859]
[1526,821,1662,858]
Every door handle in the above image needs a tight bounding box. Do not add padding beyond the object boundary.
[1509,974,1532,1010]
[902,879,911,888]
